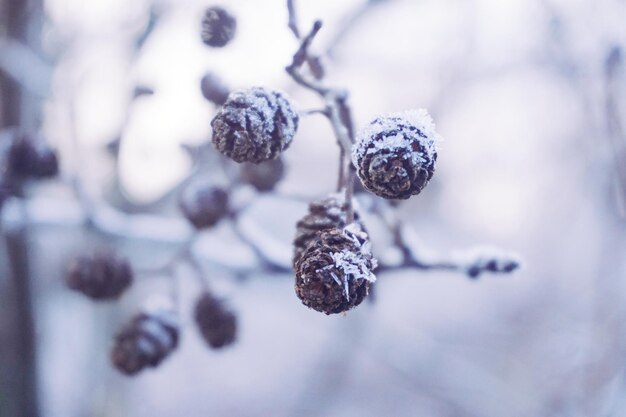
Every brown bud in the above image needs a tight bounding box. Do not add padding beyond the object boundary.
[194,292,237,349]
[66,249,133,300]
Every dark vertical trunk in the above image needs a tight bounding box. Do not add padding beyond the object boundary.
[2,230,40,417]
[0,0,43,416]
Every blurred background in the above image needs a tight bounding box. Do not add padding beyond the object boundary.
[2,0,626,416]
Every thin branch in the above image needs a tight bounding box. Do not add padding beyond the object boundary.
[371,200,521,278]
[287,0,301,39]
[285,15,358,223]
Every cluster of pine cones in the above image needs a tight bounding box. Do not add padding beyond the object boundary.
[65,249,238,375]
[59,4,441,377]
[209,85,440,314]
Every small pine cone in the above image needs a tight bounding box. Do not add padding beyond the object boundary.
[352,109,439,200]
[8,134,59,179]
[66,250,133,300]
[200,72,230,106]
[211,87,299,163]
[111,306,179,376]
[293,194,365,265]
[194,292,237,349]
[179,180,229,229]
[295,225,377,315]
[239,157,284,192]
[201,6,237,48]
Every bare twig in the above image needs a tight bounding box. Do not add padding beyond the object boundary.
[285,13,358,223]
[286,0,301,39]
[372,200,521,278]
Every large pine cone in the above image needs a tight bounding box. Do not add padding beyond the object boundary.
[295,225,377,315]
[111,306,179,376]
[194,292,237,349]
[352,109,439,200]
[66,250,133,300]
[211,87,298,163]
[293,194,365,265]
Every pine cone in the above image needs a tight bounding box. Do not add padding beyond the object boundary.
[352,109,439,200]
[111,307,179,376]
[211,87,299,163]
[194,292,237,349]
[66,250,133,300]
[200,72,230,106]
[8,133,59,179]
[179,180,229,229]
[201,6,237,48]
[293,194,365,265]
[239,157,284,192]
[295,225,377,315]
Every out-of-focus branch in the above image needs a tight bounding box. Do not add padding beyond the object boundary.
[326,0,391,58]
[605,46,626,217]
[0,39,51,97]
[287,0,301,39]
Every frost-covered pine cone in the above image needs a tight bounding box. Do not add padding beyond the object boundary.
[66,250,133,300]
[111,306,179,376]
[211,87,299,163]
[179,180,229,229]
[293,194,365,265]
[200,6,237,48]
[295,225,377,315]
[8,133,59,179]
[200,72,230,106]
[239,157,285,192]
[194,292,237,349]
[352,109,439,200]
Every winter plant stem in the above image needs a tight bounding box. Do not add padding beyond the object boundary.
[285,7,358,224]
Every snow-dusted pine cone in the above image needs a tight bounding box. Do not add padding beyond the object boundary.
[200,72,230,106]
[66,250,133,300]
[194,292,237,349]
[200,6,236,48]
[293,194,365,265]
[239,157,284,192]
[211,87,299,163]
[179,180,229,229]
[295,225,377,315]
[352,109,439,200]
[111,305,179,376]
[8,134,59,179]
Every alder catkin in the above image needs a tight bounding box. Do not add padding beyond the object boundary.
[194,292,237,349]
[201,6,237,48]
[295,225,377,315]
[66,249,133,300]
[111,306,179,376]
[352,109,439,200]
[211,87,298,163]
